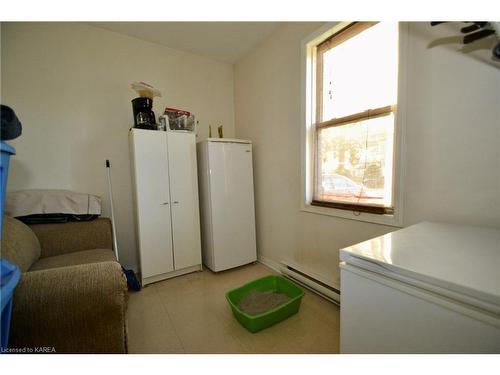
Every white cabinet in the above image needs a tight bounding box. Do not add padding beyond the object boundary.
[129,128,202,286]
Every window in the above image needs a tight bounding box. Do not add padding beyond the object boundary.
[311,22,399,215]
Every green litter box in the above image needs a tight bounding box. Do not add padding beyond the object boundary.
[225,275,305,333]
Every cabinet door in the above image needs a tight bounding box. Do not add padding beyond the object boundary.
[130,129,174,279]
[167,132,202,270]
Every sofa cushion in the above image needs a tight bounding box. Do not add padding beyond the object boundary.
[29,218,113,258]
[1,215,41,272]
[29,248,117,271]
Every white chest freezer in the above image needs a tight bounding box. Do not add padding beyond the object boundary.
[339,222,500,353]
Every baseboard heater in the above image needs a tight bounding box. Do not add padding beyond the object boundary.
[279,261,341,305]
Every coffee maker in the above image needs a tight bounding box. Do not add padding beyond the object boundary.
[132,97,156,130]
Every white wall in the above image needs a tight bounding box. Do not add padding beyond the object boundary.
[0,24,2,102]
[234,22,500,285]
[1,22,236,269]
[404,24,500,227]
[3,22,498,280]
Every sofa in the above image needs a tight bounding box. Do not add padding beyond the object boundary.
[1,215,128,353]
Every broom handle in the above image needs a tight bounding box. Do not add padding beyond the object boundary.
[106,159,120,262]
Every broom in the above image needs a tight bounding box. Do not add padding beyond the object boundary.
[105,159,141,291]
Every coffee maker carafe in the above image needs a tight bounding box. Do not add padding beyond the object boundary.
[132,97,156,130]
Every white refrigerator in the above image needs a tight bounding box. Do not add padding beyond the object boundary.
[197,138,257,272]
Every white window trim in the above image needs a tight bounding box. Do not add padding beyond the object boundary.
[300,22,408,228]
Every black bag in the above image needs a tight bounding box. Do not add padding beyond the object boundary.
[1,105,22,141]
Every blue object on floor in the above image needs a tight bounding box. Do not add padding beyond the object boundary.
[123,267,141,292]
[1,141,16,239]
[1,259,21,351]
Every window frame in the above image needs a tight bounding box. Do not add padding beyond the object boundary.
[300,22,408,227]
[315,22,378,125]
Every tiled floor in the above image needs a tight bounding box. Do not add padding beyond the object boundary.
[126,262,340,354]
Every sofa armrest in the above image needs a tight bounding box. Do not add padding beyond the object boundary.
[9,261,128,353]
[29,218,113,258]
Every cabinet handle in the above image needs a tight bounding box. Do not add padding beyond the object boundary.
[173,201,179,204]
[161,202,169,205]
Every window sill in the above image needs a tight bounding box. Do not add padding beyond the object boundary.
[301,202,403,227]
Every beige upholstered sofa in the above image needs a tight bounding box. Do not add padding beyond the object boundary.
[1,216,128,353]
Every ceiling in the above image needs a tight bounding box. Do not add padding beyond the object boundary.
[87,22,283,64]
[87,22,499,68]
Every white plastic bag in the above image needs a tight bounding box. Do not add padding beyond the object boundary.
[131,81,162,99]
